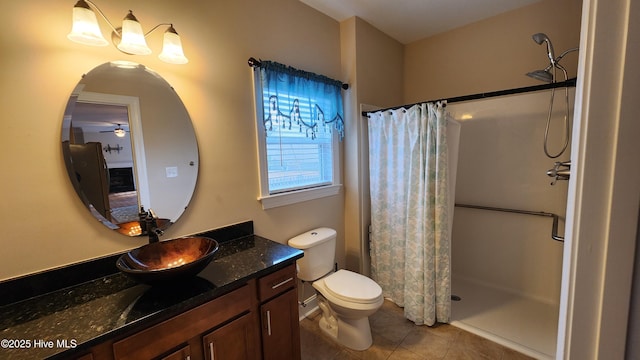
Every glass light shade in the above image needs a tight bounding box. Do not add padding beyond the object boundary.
[117,12,152,55]
[158,27,189,64]
[67,4,108,46]
[114,128,126,137]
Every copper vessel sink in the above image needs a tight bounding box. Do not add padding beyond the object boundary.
[116,236,219,285]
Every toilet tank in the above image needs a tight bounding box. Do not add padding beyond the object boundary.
[287,227,336,281]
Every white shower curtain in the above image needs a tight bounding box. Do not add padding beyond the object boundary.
[368,102,451,326]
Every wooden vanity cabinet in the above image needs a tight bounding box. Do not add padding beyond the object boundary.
[257,264,301,360]
[79,264,301,360]
[111,283,255,360]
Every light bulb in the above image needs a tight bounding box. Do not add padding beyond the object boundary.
[116,11,152,55]
[67,0,108,46]
[159,25,189,64]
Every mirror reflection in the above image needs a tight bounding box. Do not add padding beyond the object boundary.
[61,61,198,236]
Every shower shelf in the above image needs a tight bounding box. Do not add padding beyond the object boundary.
[455,203,565,242]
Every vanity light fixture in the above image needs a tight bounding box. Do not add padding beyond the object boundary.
[67,0,189,64]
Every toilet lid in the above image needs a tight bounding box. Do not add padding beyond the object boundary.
[324,270,382,304]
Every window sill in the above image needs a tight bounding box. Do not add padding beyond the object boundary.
[258,184,342,210]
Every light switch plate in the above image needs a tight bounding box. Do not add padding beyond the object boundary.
[165,166,178,178]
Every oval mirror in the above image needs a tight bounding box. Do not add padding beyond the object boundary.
[61,61,198,237]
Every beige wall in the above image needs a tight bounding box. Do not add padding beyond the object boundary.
[341,17,404,272]
[351,18,405,108]
[404,0,582,103]
[0,0,345,280]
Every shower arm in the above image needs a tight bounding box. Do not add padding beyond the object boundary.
[538,48,578,78]
[555,47,579,64]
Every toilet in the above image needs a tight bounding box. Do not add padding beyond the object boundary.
[288,228,383,351]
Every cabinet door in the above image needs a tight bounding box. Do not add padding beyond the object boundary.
[260,289,301,360]
[203,312,259,360]
[160,345,191,360]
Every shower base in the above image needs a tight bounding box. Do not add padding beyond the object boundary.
[451,277,558,360]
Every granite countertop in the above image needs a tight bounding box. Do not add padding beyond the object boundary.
[0,224,303,360]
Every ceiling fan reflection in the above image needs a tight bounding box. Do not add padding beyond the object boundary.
[99,124,129,137]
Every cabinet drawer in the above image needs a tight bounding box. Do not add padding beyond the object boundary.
[113,284,252,360]
[258,264,297,302]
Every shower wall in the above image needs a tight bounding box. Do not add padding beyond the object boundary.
[449,89,574,304]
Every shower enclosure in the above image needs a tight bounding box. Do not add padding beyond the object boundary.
[448,88,575,359]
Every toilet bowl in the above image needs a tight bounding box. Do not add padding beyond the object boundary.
[312,270,383,350]
[287,228,384,351]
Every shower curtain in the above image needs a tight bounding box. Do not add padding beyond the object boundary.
[368,102,451,326]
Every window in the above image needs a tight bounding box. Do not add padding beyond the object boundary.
[252,61,344,209]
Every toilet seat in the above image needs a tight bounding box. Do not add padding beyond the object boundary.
[323,270,382,304]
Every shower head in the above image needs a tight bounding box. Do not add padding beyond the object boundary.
[532,33,556,65]
[532,32,549,45]
[527,33,561,83]
[526,67,554,83]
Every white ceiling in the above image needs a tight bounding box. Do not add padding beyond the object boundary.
[300,0,543,44]
[72,102,130,133]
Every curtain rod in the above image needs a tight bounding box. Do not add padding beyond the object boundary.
[248,57,349,90]
[362,78,577,117]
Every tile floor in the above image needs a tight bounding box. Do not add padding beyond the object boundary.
[299,300,535,360]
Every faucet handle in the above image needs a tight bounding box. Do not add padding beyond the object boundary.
[138,206,148,234]
[145,208,163,243]
[547,160,571,185]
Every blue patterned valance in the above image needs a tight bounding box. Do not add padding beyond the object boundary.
[258,61,344,140]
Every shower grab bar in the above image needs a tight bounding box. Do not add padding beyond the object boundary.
[455,203,564,242]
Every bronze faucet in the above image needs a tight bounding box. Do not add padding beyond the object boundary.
[144,208,164,243]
